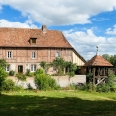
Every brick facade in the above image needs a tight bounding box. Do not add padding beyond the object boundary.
[0,26,86,73]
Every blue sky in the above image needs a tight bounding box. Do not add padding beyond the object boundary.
[0,0,116,60]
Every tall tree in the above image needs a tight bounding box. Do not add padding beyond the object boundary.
[0,59,8,94]
[102,54,110,61]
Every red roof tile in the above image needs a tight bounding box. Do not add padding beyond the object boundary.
[85,55,113,66]
[0,27,72,48]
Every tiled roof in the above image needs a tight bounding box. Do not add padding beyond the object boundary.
[0,27,72,48]
[85,55,113,66]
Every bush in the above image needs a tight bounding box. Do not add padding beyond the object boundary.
[14,85,24,92]
[16,73,27,82]
[29,72,34,77]
[25,69,30,76]
[34,73,59,90]
[96,84,110,92]
[2,79,15,91]
[34,68,44,75]
[9,70,15,76]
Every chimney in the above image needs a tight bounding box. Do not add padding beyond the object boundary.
[42,25,47,33]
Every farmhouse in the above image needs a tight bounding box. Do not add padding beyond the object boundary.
[0,25,86,74]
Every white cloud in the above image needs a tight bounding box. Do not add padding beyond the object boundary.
[0,0,116,25]
[0,19,38,28]
[63,28,116,60]
[106,25,116,35]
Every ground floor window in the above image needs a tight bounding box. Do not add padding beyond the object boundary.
[31,64,36,72]
[6,65,10,72]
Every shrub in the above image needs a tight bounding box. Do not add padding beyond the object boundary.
[29,72,34,77]
[25,69,30,76]
[34,68,44,75]
[9,70,15,76]
[96,84,110,92]
[14,85,24,92]
[34,73,58,90]
[16,73,27,82]
[2,79,15,91]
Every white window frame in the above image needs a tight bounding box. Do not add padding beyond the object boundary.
[6,65,10,72]
[7,51,12,59]
[32,51,36,59]
[31,64,36,72]
[56,52,60,58]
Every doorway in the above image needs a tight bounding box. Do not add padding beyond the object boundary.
[18,65,23,73]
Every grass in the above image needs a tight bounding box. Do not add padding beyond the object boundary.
[0,90,116,116]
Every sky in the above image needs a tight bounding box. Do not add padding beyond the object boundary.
[0,0,116,60]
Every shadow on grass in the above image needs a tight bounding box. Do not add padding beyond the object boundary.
[0,93,116,116]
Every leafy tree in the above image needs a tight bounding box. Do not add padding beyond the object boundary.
[40,61,49,74]
[51,57,65,76]
[0,59,7,69]
[0,59,8,94]
[0,67,8,94]
[102,54,110,62]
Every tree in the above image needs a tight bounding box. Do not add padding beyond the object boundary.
[40,61,49,74]
[102,54,110,62]
[0,59,7,69]
[0,59,8,94]
[51,57,65,76]
[0,67,8,94]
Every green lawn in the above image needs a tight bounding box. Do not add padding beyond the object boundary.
[0,90,116,116]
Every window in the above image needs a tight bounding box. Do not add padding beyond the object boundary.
[7,51,12,58]
[31,64,36,72]
[56,52,60,58]
[32,52,36,59]
[6,65,10,72]
[30,38,37,45]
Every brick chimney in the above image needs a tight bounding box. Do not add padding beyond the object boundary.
[42,25,47,33]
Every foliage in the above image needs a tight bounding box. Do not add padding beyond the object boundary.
[2,79,15,91]
[66,62,77,84]
[13,85,24,92]
[34,68,44,75]
[102,54,116,67]
[40,61,50,74]
[102,54,110,62]
[25,69,30,76]
[50,57,66,76]
[86,73,93,84]
[0,67,8,94]
[15,73,27,82]
[96,84,110,92]
[34,71,59,90]
[0,59,7,69]
[9,70,15,76]
[25,69,34,77]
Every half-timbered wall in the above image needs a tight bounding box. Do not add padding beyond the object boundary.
[0,47,72,73]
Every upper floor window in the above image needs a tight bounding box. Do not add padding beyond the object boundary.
[7,51,12,58]
[30,38,37,45]
[32,52,36,59]
[56,52,60,58]
[31,64,36,72]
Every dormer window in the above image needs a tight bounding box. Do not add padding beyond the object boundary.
[30,38,37,45]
